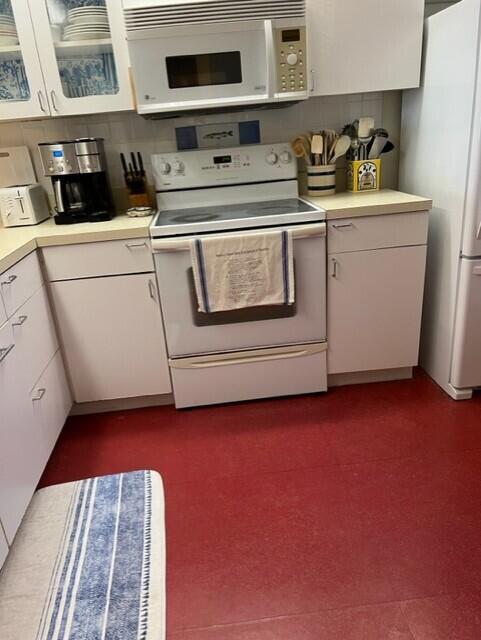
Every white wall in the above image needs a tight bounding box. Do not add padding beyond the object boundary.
[0,91,401,212]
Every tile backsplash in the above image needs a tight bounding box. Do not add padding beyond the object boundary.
[0,91,401,212]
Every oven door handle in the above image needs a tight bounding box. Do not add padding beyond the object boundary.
[169,343,327,369]
[152,223,326,253]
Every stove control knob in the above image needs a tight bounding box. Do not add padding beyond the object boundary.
[286,53,298,66]
[280,151,292,164]
[174,161,185,173]
[159,161,171,175]
[266,152,279,165]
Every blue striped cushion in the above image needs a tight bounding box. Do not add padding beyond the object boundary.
[37,471,156,640]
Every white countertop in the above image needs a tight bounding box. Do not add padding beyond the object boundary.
[0,214,152,274]
[0,189,432,274]
[304,189,432,220]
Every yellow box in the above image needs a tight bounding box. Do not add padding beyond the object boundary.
[347,159,381,192]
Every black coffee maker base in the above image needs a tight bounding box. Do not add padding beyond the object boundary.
[54,211,115,225]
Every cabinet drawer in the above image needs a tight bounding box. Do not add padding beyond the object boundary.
[0,251,43,317]
[42,238,154,281]
[11,285,59,392]
[31,351,71,456]
[327,211,429,254]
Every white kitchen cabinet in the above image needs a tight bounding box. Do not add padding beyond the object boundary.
[0,0,132,121]
[0,250,43,318]
[29,0,133,117]
[50,273,172,403]
[31,351,71,457]
[0,525,8,570]
[307,0,424,96]
[11,285,59,392]
[328,244,427,375]
[0,321,44,544]
[0,250,71,546]
[0,0,47,120]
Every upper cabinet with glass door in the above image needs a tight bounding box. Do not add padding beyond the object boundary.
[28,0,133,116]
[0,0,49,119]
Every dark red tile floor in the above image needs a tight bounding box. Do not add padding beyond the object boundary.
[39,370,481,640]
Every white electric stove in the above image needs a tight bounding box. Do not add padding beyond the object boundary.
[150,143,328,408]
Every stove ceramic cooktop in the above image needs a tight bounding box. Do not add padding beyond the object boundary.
[150,198,325,237]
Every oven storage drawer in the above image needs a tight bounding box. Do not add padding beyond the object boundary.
[169,343,327,408]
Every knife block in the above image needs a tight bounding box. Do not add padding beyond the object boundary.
[128,192,151,208]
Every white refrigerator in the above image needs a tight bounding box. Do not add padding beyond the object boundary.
[400,0,481,399]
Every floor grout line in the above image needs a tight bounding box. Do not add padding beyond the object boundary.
[162,444,481,489]
[168,590,469,635]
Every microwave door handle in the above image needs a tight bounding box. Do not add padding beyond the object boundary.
[264,20,276,99]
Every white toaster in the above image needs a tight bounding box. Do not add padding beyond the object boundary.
[0,184,51,227]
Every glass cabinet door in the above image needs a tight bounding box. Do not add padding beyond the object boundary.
[0,0,48,119]
[30,0,133,116]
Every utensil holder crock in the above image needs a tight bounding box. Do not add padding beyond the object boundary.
[307,165,336,197]
[347,159,381,192]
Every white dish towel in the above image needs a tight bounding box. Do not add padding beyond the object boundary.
[191,229,295,313]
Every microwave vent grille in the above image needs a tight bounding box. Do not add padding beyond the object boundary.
[124,0,305,31]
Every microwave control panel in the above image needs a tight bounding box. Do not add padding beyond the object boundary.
[275,26,307,94]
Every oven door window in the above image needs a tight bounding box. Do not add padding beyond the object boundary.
[187,268,297,327]
[166,51,242,89]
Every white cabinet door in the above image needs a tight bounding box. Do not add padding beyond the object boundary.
[0,0,49,120]
[50,274,172,403]
[307,0,424,96]
[328,245,427,375]
[28,0,133,116]
[0,524,8,569]
[31,351,71,456]
[0,322,43,544]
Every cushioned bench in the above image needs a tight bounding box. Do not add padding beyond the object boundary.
[0,470,165,640]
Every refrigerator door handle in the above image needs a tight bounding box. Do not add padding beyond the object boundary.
[477,222,481,239]
[473,265,481,276]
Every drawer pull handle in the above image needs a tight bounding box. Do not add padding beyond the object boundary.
[0,344,14,363]
[332,223,354,230]
[331,258,338,278]
[12,315,28,327]
[1,274,17,286]
[32,388,46,402]
[126,242,148,250]
[148,279,156,301]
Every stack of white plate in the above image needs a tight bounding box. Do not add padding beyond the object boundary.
[0,14,19,46]
[63,6,110,42]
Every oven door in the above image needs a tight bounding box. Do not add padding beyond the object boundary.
[128,21,273,115]
[153,223,326,357]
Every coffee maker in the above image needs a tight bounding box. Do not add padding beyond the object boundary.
[39,138,114,224]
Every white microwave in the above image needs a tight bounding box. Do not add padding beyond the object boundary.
[123,0,309,116]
